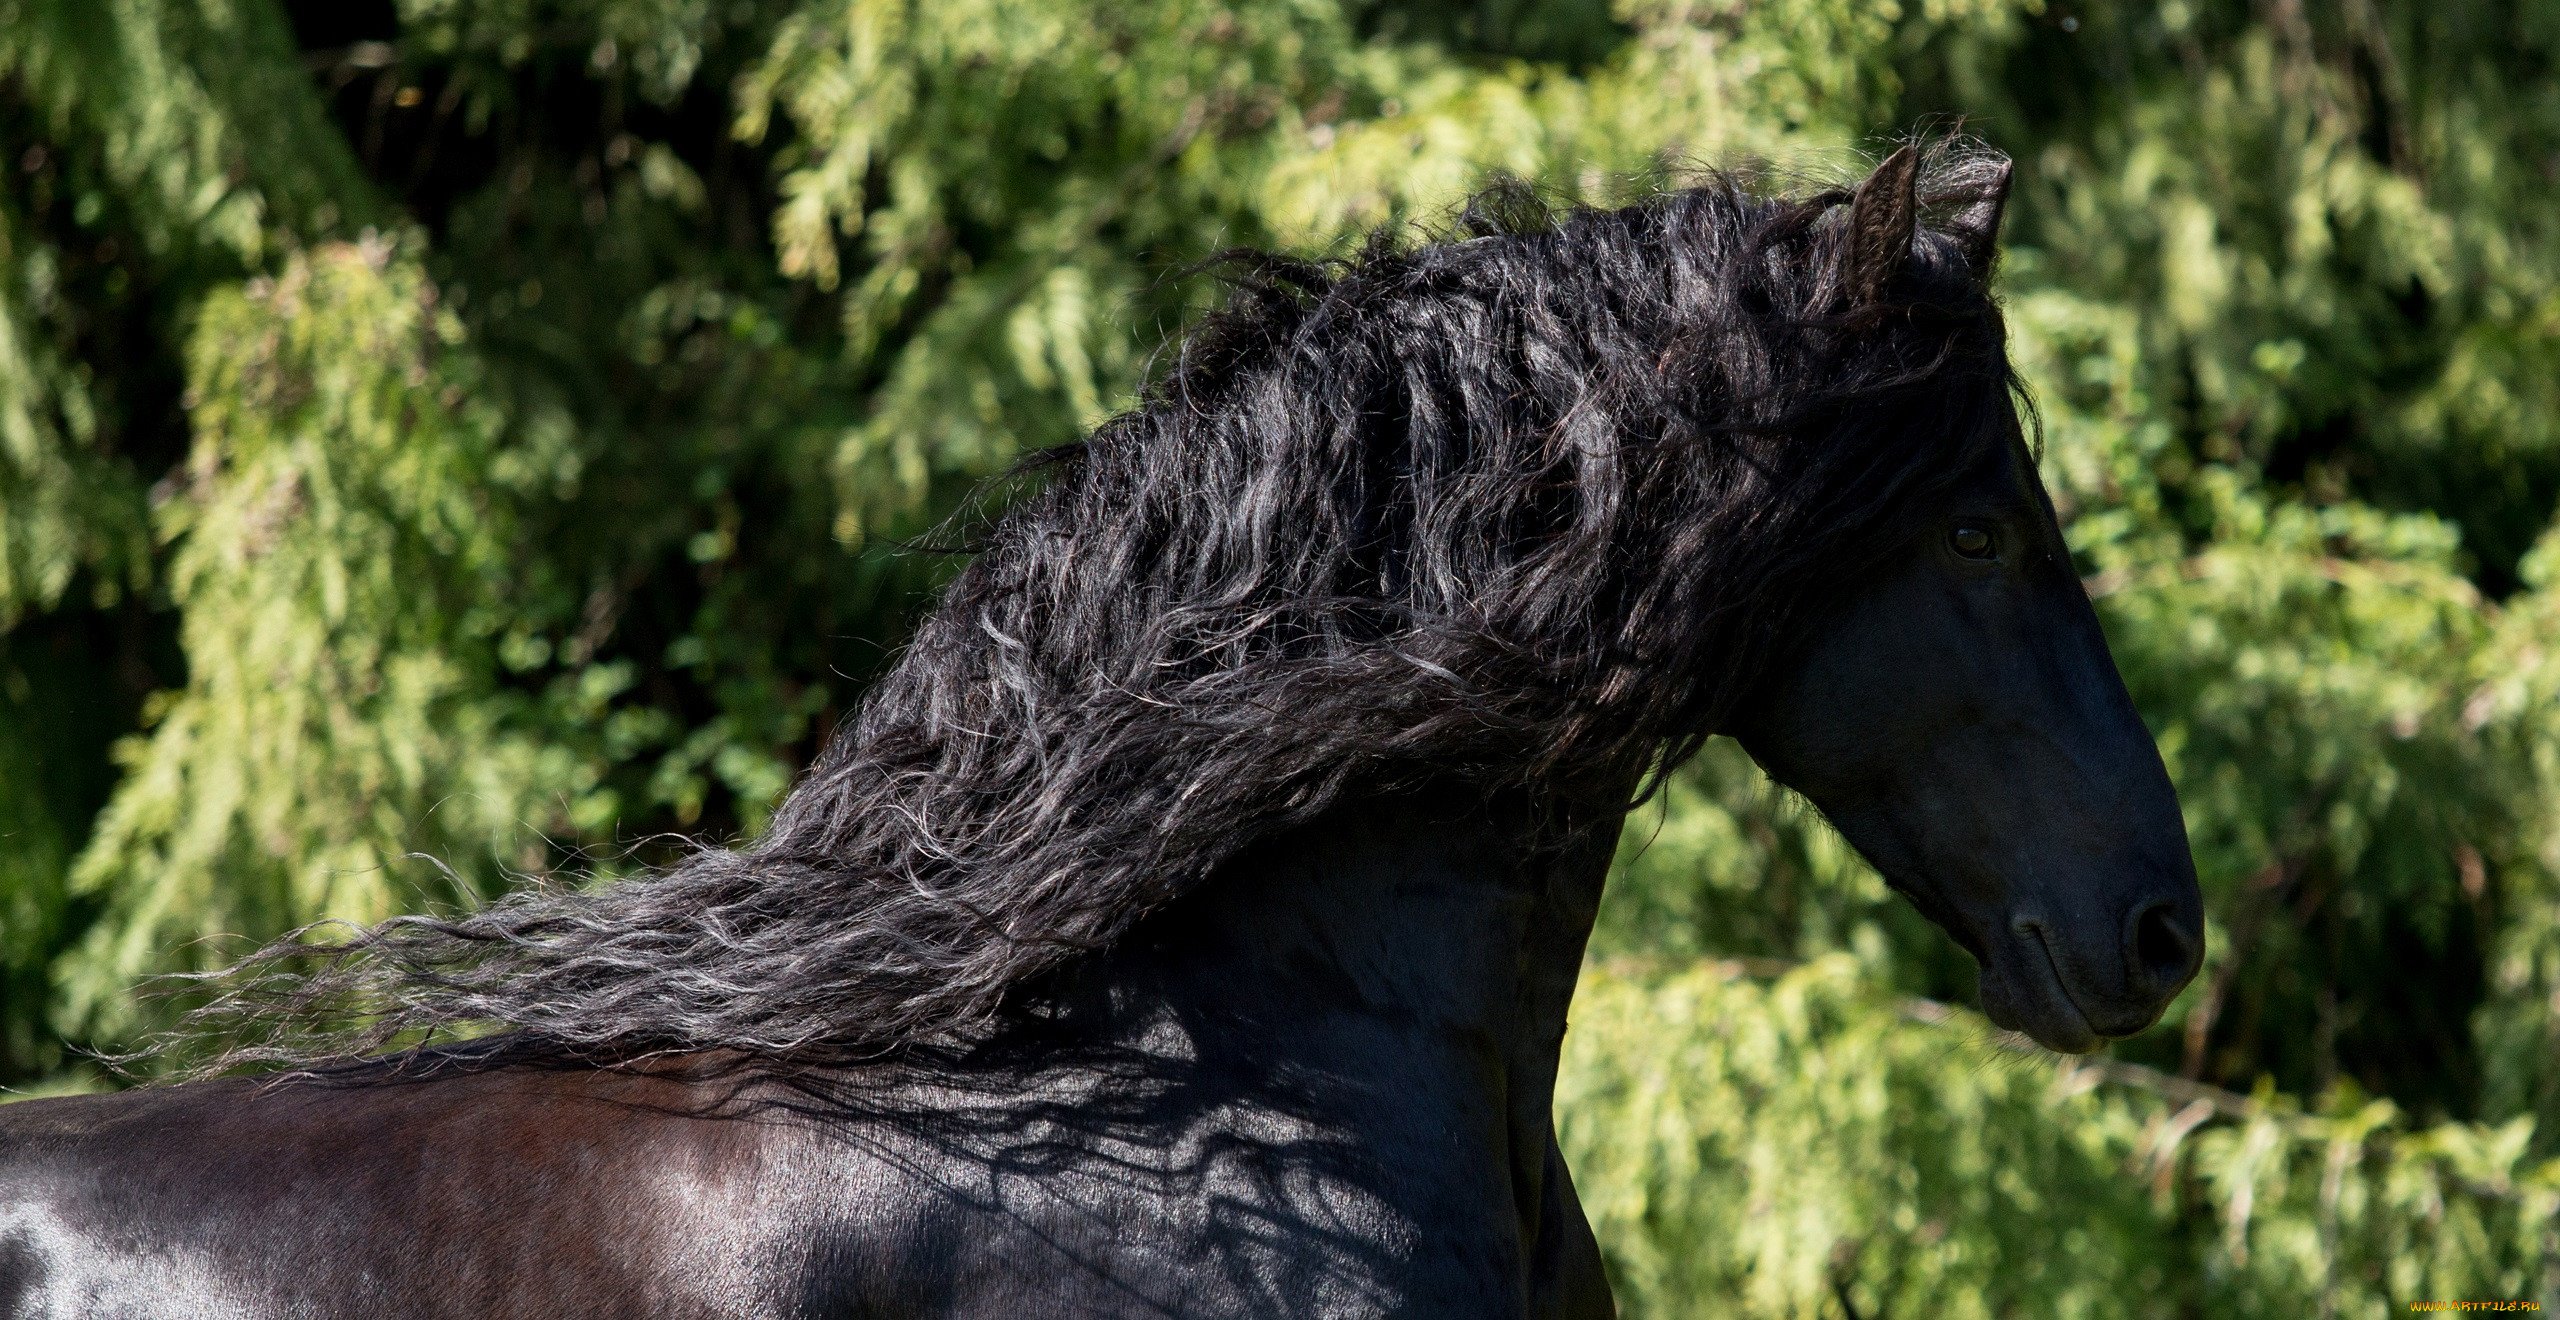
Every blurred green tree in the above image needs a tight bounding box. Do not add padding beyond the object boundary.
[4,0,2559,1311]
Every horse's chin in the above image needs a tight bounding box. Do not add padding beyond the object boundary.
[1977,944,2104,1055]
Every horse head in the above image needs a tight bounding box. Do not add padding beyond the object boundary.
[1730,148,2204,1052]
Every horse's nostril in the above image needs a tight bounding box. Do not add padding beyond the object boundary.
[2129,900,2201,995]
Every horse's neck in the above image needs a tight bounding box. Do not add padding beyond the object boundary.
[1146,782,1607,1053]
[1114,781,1619,1132]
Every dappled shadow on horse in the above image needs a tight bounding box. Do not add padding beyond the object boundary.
[0,144,2201,1318]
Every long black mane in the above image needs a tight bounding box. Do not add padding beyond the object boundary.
[190,149,2023,1072]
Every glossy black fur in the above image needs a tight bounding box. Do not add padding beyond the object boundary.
[0,148,2202,1316]
[5,789,1621,1316]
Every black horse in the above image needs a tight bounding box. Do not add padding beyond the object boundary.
[0,147,2201,1317]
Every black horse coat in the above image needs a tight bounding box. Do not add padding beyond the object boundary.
[4,790,1615,1317]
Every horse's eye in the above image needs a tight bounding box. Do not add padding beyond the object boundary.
[1950,525,1996,560]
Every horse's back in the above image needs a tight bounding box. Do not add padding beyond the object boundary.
[0,1069,817,1320]
[0,789,1619,1318]
[0,1063,1386,1319]
[0,1040,1579,1319]
[0,799,1618,1320]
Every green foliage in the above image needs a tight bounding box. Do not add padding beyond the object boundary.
[1561,958,2560,1317]
[61,238,549,1038]
[4,0,2560,1311]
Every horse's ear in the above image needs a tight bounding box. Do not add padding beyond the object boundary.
[1950,158,2013,278]
[1840,145,1920,305]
